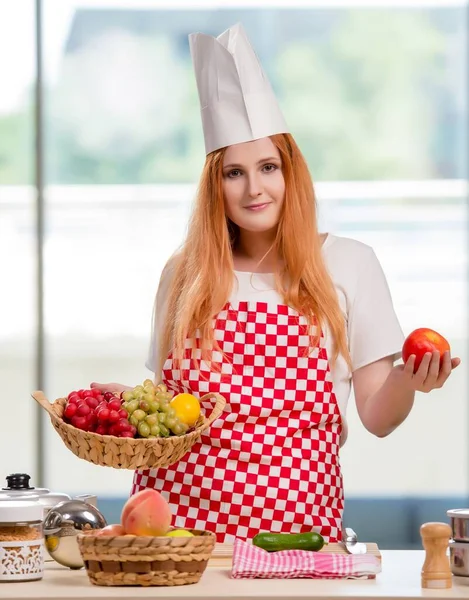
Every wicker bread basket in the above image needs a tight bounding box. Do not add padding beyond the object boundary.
[32,390,226,470]
[77,529,216,586]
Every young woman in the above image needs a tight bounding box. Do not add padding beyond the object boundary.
[92,24,460,544]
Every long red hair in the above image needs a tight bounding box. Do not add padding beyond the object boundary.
[159,133,351,375]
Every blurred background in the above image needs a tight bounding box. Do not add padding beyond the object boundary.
[0,0,467,549]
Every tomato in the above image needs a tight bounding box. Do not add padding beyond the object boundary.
[170,393,201,427]
[402,328,450,372]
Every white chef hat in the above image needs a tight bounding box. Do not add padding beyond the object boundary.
[189,22,289,155]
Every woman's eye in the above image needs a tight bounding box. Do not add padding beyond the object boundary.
[263,164,277,173]
[228,169,242,178]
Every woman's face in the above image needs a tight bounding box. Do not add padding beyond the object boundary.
[222,137,285,235]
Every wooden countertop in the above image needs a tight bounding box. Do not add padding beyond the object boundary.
[2,551,469,599]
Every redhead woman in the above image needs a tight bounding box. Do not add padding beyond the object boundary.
[92,23,460,544]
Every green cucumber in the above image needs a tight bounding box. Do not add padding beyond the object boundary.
[252,531,325,552]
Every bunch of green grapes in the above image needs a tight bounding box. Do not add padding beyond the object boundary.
[121,380,189,438]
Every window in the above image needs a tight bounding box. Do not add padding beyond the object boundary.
[0,2,36,480]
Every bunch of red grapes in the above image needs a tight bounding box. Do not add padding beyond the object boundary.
[63,388,136,438]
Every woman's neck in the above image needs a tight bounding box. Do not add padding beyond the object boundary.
[233,229,279,273]
[232,231,329,273]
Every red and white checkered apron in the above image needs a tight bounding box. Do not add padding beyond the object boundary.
[132,301,344,543]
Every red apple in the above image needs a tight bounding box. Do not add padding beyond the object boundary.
[402,328,450,372]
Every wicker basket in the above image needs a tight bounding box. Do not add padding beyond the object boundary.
[77,529,216,586]
[32,390,225,470]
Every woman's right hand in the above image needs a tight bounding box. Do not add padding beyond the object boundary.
[90,382,132,396]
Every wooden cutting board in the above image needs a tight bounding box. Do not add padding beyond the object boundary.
[208,542,381,567]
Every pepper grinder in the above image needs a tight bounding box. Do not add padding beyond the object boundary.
[420,522,452,589]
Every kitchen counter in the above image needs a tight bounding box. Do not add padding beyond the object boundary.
[2,551,469,600]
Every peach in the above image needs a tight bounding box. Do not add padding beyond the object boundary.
[121,489,172,536]
[96,524,126,536]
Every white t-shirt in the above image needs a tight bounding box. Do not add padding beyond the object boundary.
[146,234,404,426]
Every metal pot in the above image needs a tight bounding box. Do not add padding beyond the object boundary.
[43,500,107,569]
[449,540,469,577]
[447,509,469,542]
[0,473,97,517]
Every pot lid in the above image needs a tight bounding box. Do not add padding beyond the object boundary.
[2,473,49,494]
[1,473,70,503]
[447,509,469,518]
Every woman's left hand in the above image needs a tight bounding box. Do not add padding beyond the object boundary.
[392,351,461,393]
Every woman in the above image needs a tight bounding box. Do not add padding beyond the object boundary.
[92,24,460,543]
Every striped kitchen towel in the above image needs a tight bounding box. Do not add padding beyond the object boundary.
[231,538,381,579]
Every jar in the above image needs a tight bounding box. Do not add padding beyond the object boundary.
[0,498,44,582]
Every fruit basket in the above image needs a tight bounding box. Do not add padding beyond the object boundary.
[31,390,225,470]
[77,529,216,586]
